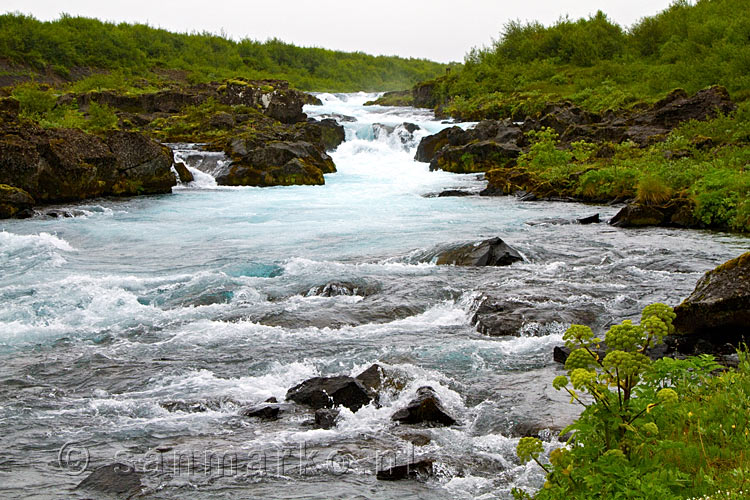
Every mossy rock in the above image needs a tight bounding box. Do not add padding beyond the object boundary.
[0,183,35,218]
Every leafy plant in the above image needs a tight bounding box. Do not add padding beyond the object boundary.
[513,304,750,499]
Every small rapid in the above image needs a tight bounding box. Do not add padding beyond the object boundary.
[0,93,747,499]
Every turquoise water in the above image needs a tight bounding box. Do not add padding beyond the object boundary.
[0,93,747,499]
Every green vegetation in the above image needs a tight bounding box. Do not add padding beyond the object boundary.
[513,304,750,499]
[427,0,750,119]
[487,104,750,232]
[0,13,447,92]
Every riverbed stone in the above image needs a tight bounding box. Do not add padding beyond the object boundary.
[391,386,456,426]
[286,376,373,411]
[435,237,523,266]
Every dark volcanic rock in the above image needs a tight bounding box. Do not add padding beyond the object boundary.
[0,184,35,219]
[311,118,346,151]
[306,280,378,297]
[286,376,373,411]
[674,252,750,341]
[376,459,434,481]
[610,204,666,228]
[430,140,520,173]
[173,161,194,183]
[414,126,465,163]
[577,214,600,224]
[105,130,176,195]
[436,189,472,197]
[0,113,176,216]
[241,403,282,420]
[216,141,335,187]
[77,463,144,496]
[435,237,523,266]
[391,386,456,426]
[314,408,340,429]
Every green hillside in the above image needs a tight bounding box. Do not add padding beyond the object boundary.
[0,12,447,92]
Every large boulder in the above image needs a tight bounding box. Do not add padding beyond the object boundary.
[104,130,176,195]
[0,112,176,213]
[674,252,750,341]
[304,118,345,151]
[435,237,523,266]
[414,126,466,163]
[286,376,374,411]
[215,141,335,187]
[430,140,520,173]
[391,386,456,426]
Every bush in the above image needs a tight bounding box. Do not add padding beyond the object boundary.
[512,303,750,499]
[11,84,57,117]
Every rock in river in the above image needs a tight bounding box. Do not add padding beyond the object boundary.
[391,386,457,426]
[435,237,523,266]
[286,376,374,411]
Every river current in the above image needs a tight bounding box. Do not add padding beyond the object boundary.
[0,93,747,499]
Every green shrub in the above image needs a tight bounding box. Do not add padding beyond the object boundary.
[11,84,57,117]
[85,101,118,132]
[512,304,750,499]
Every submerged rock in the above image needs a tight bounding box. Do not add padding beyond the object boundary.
[391,386,456,426]
[376,459,434,481]
[77,463,144,496]
[435,237,523,266]
[241,403,283,420]
[314,408,340,429]
[305,280,379,297]
[674,252,750,341]
[286,376,374,411]
[577,213,600,224]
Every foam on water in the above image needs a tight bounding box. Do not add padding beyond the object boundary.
[0,92,747,499]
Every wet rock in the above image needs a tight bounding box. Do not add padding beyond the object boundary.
[314,408,340,429]
[414,126,466,163]
[376,459,434,481]
[173,161,194,183]
[160,400,222,413]
[0,114,176,209]
[674,252,750,341]
[436,189,472,197]
[311,118,345,151]
[402,122,420,134]
[286,376,373,411]
[364,90,413,107]
[355,364,386,393]
[610,204,666,227]
[391,386,456,426]
[76,463,144,496]
[431,140,521,173]
[241,403,282,420]
[577,213,600,224]
[435,237,523,267]
[396,431,432,447]
[215,141,334,187]
[105,130,176,195]
[472,295,604,337]
[305,280,378,297]
[0,184,35,219]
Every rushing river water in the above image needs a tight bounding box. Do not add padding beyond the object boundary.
[0,93,747,499]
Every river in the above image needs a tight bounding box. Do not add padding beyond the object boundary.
[0,93,747,499]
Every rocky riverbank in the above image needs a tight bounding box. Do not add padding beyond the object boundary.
[0,79,344,218]
[413,86,742,232]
